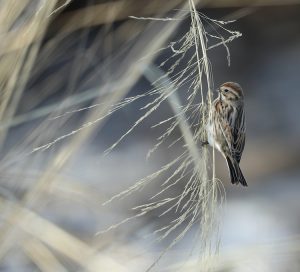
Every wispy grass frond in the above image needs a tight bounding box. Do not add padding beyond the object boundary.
[0,1,241,271]
[96,1,240,270]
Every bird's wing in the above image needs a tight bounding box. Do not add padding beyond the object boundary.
[231,106,245,163]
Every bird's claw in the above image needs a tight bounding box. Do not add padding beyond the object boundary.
[201,141,209,147]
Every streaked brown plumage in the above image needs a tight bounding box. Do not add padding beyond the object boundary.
[206,82,247,186]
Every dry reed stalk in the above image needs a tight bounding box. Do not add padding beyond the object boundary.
[0,0,245,271]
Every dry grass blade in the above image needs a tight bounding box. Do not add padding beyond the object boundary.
[0,1,200,270]
[22,238,68,272]
[0,0,244,271]
[98,1,242,270]
[0,0,58,148]
[0,196,127,272]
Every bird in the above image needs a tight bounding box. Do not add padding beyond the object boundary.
[205,82,247,186]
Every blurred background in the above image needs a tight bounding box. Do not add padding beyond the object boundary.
[0,0,300,271]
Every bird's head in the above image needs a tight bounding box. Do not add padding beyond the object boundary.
[218,82,244,104]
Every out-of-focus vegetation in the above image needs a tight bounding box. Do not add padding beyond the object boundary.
[0,0,300,271]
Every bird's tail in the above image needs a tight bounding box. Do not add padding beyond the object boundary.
[226,156,247,187]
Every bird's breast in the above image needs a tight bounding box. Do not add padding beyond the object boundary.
[206,119,222,153]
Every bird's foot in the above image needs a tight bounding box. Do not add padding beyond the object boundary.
[200,141,209,147]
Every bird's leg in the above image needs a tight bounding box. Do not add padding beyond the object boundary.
[200,141,209,147]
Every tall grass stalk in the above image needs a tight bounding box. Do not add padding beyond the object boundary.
[0,0,244,271]
[99,0,241,270]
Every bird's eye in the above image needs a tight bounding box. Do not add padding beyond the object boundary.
[223,89,229,93]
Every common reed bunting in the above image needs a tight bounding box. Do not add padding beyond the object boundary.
[206,82,247,186]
